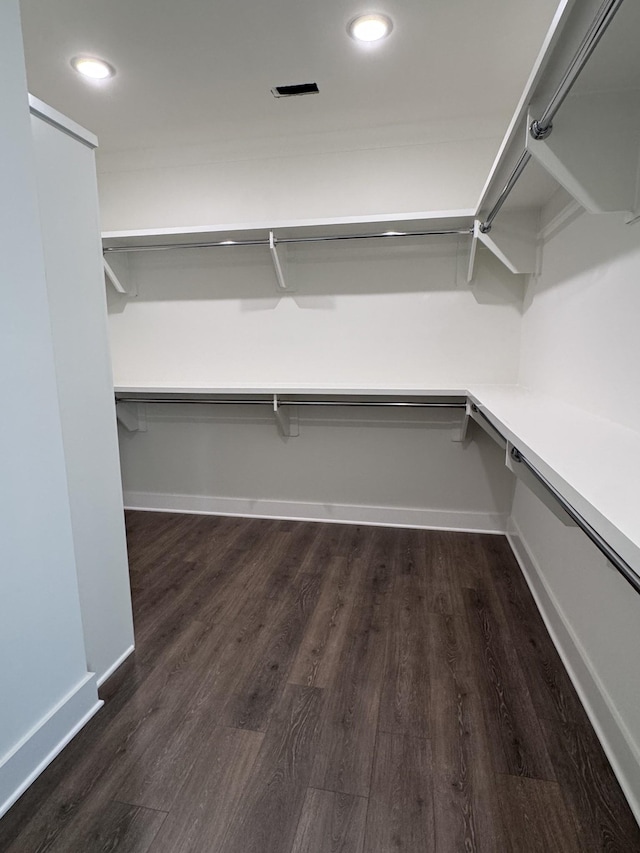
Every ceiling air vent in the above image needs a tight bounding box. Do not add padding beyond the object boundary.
[271,82,319,98]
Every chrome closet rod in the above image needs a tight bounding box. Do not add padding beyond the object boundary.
[480,0,626,233]
[116,397,466,409]
[471,405,640,595]
[531,0,625,137]
[103,228,472,253]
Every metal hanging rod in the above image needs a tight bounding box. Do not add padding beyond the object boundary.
[116,396,466,409]
[103,228,473,254]
[530,0,625,140]
[480,0,626,234]
[479,150,532,235]
[471,405,640,596]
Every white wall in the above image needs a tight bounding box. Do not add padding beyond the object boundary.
[120,405,514,531]
[0,0,99,817]
[520,210,640,431]
[98,131,499,232]
[108,240,522,389]
[31,114,134,685]
[512,208,640,818]
[108,226,521,529]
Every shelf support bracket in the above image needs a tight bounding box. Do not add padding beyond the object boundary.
[269,231,295,292]
[116,401,147,432]
[473,213,539,276]
[104,253,136,296]
[506,443,576,527]
[469,403,507,449]
[451,399,472,442]
[273,394,299,437]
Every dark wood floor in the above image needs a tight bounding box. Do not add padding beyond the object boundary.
[1,513,639,852]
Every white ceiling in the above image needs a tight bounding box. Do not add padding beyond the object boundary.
[19,0,562,156]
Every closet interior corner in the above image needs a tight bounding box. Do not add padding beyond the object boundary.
[3,0,640,848]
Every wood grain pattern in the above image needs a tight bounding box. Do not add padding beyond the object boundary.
[378,564,430,737]
[290,788,367,853]
[495,775,581,853]
[464,585,556,780]
[540,717,640,851]
[429,612,507,852]
[1,513,637,853]
[222,572,321,731]
[219,684,324,853]
[147,727,263,853]
[309,595,387,797]
[363,731,435,852]
[44,801,167,853]
[480,534,588,725]
[288,556,360,688]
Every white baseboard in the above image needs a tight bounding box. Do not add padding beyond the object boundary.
[123,490,507,534]
[507,517,640,825]
[0,673,102,819]
[96,644,135,688]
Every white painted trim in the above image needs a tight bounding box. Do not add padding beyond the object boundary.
[28,95,98,149]
[96,644,135,688]
[123,491,507,534]
[507,517,640,825]
[0,673,102,818]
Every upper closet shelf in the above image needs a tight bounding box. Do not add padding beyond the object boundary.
[102,211,475,294]
[469,0,640,281]
[102,210,474,250]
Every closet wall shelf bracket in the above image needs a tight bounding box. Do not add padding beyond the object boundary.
[526,97,640,216]
[469,403,507,449]
[505,440,576,527]
[116,401,147,432]
[451,399,472,442]
[269,231,295,292]
[471,213,539,277]
[104,253,136,296]
[273,394,299,437]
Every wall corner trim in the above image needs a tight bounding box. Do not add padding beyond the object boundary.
[96,644,135,688]
[123,490,508,535]
[0,673,102,819]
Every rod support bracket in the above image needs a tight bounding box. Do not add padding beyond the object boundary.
[116,401,147,432]
[530,119,553,141]
[273,394,299,437]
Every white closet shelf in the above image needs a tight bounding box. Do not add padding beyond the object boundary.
[469,0,640,280]
[114,385,468,397]
[102,210,474,250]
[468,384,640,577]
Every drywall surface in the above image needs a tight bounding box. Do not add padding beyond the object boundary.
[520,210,640,431]
[0,0,97,815]
[97,132,500,231]
[513,210,640,819]
[31,115,134,685]
[120,406,514,531]
[108,226,521,528]
[107,240,522,389]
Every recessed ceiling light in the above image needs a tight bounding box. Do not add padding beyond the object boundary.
[348,13,393,42]
[71,56,115,80]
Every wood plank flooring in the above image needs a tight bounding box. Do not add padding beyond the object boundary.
[1,513,638,852]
